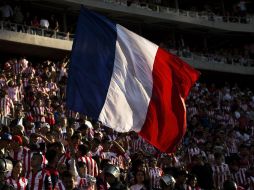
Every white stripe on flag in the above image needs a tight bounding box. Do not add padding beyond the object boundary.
[99,24,158,132]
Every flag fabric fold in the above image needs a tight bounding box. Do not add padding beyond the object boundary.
[67,6,200,153]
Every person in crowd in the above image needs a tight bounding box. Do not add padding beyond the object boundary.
[6,160,28,189]
[61,170,79,190]
[12,6,24,28]
[77,144,99,177]
[103,164,127,189]
[40,17,49,30]
[27,152,52,190]
[0,158,15,189]
[212,147,231,189]
[160,174,176,190]
[223,180,237,190]
[186,174,201,190]
[31,16,40,28]
[49,14,59,37]
[0,1,13,21]
[190,155,213,190]
[45,149,59,189]
[130,169,149,190]
[174,169,188,190]
[0,89,14,118]
[148,157,163,190]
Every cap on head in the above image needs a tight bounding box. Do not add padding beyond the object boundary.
[103,164,120,178]
[41,122,50,129]
[0,158,13,173]
[1,133,12,141]
[85,120,93,129]
[223,180,237,190]
[161,174,176,186]
[12,135,23,145]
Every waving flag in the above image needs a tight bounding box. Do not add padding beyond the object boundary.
[67,6,200,153]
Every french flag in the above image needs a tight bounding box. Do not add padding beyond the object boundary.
[67,6,200,153]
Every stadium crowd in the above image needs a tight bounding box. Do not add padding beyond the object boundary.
[1,0,254,190]
[124,0,254,22]
[0,1,73,40]
[0,54,253,190]
[175,47,254,67]
[159,41,254,67]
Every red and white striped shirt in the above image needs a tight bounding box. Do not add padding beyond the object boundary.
[28,169,52,190]
[23,149,32,178]
[76,176,88,189]
[212,163,231,190]
[188,147,206,162]
[100,152,120,167]
[45,107,55,126]
[25,152,48,179]
[13,61,22,75]
[77,156,98,177]
[231,168,247,187]
[225,141,238,156]
[39,87,50,94]
[23,78,29,88]
[47,82,58,92]
[32,106,46,122]
[6,176,28,190]
[58,152,70,166]
[132,137,144,153]
[0,96,14,116]
[22,66,35,76]
[7,86,20,102]
[149,167,163,189]
[92,145,104,157]
[55,180,65,190]
[9,147,30,162]
[55,178,88,190]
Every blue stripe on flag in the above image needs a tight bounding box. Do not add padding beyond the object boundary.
[67,6,117,118]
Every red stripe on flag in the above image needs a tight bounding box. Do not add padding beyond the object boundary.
[139,48,199,153]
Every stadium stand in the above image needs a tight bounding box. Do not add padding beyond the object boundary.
[0,0,254,190]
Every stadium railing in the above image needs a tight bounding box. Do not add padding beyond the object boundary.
[169,49,254,67]
[103,0,254,25]
[0,21,74,41]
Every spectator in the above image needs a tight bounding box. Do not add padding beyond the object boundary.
[130,170,149,190]
[49,14,59,37]
[12,6,24,25]
[174,169,188,190]
[40,18,49,29]
[223,180,237,190]
[0,1,13,21]
[148,157,163,190]
[61,170,78,190]
[31,16,40,34]
[104,164,127,189]
[6,160,28,189]
[28,153,52,189]
[160,174,176,190]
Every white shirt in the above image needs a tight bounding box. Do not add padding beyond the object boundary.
[130,184,147,190]
[238,1,247,11]
[40,19,49,29]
